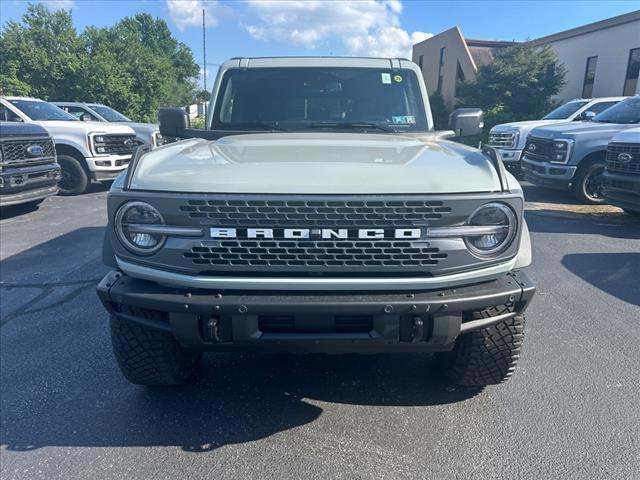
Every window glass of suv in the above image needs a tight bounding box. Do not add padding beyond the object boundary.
[592,97,640,124]
[542,100,589,120]
[586,101,619,116]
[63,105,99,121]
[0,104,23,122]
[211,67,428,133]
[88,105,131,122]
[8,100,77,121]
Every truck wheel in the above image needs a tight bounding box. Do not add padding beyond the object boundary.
[436,310,525,387]
[572,160,606,204]
[109,316,202,386]
[57,155,89,196]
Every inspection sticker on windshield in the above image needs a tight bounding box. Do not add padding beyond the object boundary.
[394,75,403,83]
[392,115,416,124]
[381,73,391,84]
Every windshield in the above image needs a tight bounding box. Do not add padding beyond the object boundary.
[592,97,640,124]
[542,100,589,120]
[211,67,428,132]
[9,99,77,121]
[89,105,131,122]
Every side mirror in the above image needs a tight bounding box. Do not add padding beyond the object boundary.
[159,107,191,138]
[449,108,484,137]
[580,111,596,121]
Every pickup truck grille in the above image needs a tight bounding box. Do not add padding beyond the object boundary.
[179,198,453,273]
[606,143,640,174]
[522,136,553,161]
[94,134,140,156]
[488,131,517,149]
[0,138,56,167]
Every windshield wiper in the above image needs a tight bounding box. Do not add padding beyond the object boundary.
[309,122,397,133]
[221,122,288,132]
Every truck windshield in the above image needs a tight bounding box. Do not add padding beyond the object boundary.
[542,100,589,120]
[9,99,77,121]
[592,97,640,124]
[211,67,428,133]
[89,105,131,122]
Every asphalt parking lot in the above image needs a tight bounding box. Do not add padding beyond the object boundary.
[1,183,639,480]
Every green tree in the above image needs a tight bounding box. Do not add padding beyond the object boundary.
[456,43,566,133]
[0,4,85,99]
[0,5,200,122]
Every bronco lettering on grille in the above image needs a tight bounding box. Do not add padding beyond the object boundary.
[210,228,423,240]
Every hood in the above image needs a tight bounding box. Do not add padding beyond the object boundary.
[0,121,49,137]
[529,121,631,139]
[32,120,136,136]
[610,127,640,143]
[114,122,158,134]
[129,132,501,194]
[491,119,567,132]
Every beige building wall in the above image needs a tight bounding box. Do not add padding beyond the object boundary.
[536,20,640,101]
[412,27,478,109]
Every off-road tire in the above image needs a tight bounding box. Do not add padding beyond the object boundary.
[57,154,89,196]
[572,160,606,204]
[436,308,525,387]
[110,316,202,386]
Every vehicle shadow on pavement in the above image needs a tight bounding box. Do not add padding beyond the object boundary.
[0,350,482,453]
[522,183,581,205]
[525,210,640,238]
[562,253,640,306]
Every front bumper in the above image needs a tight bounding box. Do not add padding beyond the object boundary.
[604,171,640,213]
[0,164,60,207]
[522,157,577,190]
[88,155,132,181]
[97,269,535,353]
[493,148,523,165]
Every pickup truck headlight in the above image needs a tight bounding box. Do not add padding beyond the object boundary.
[550,139,574,164]
[153,131,168,147]
[464,203,517,257]
[115,201,166,255]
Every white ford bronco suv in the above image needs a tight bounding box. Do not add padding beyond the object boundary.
[97,57,535,387]
[0,97,140,195]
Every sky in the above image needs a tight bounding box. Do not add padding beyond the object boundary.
[1,0,638,89]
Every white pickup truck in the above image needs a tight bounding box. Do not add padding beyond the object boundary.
[488,97,625,175]
[0,97,140,195]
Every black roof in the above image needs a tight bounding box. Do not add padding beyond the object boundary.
[0,122,50,138]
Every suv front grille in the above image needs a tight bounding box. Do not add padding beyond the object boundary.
[178,198,453,273]
[488,132,517,149]
[522,136,553,161]
[185,240,447,270]
[0,138,55,167]
[606,143,640,174]
[180,199,452,228]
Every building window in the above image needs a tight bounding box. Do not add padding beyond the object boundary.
[437,47,445,94]
[454,61,465,97]
[418,55,423,69]
[623,48,640,96]
[581,56,598,98]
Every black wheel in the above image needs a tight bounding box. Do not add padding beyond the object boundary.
[110,315,202,386]
[572,161,606,204]
[436,309,525,387]
[57,154,89,196]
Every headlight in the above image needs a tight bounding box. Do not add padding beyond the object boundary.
[464,203,517,257]
[90,133,109,155]
[550,139,573,164]
[115,201,166,255]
